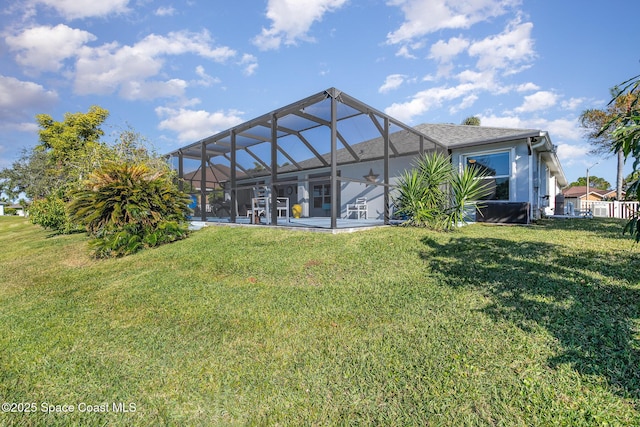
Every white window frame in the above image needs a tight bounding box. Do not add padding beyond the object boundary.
[461,149,514,201]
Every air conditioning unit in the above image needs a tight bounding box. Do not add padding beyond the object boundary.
[593,203,608,218]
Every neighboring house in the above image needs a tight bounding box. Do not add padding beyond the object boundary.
[168,88,567,228]
[562,186,624,210]
[6,204,26,217]
[0,202,5,216]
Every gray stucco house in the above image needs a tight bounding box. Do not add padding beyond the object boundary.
[168,88,566,229]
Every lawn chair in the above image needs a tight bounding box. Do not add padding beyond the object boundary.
[345,197,367,219]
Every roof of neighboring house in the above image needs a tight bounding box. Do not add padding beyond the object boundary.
[182,163,245,187]
[562,186,615,198]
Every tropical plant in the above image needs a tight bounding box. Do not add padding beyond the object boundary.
[394,152,491,230]
[69,162,191,257]
[580,79,640,200]
[600,74,640,241]
[461,116,481,126]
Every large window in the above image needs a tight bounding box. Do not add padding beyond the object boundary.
[465,151,510,200]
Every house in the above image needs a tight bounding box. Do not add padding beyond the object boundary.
[5,204,26,217]
[562,186,623,213]
[168,88,567,229]
[0,202,5,216]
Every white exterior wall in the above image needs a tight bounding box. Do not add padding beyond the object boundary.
[278,155,415,220]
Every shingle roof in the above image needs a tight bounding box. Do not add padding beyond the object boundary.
[413,123,540,148]
[562,186,610,197]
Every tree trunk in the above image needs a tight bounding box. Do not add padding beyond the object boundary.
[617,148,624,200]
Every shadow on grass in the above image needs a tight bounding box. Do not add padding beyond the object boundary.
[534,217,634,241]
[421,233,640,399]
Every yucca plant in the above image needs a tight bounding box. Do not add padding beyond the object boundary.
[69,162,191,257]
[393,152,490,230]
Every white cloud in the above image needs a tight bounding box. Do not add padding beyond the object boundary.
[516,82,540,92]
[479,114,581,141]
[478,114,525,128]
[562,97,585,110]
[556,143,590,166]
[156,106,245,142]
[0,75,58,121]
[120,79,188,101]
[386,0,518,44]
[155,6,176,16]
[514,90,558,113]
[239,54,258,76]
[429,37,470,77]
[395,45,417,59]
[468,19,535,73]
[253,0,348,50]
[531,117,580,140]
[193,65,220,87]
[6,24,96,73]
[429,37,470,62]
[450,94,479,113]
[379,74,407,93]
[74,30,236,99]
[384,83,477,122]
[33,0,130,19]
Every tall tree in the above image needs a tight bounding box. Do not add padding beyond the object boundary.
[0,106,110,201]
[600,74,640,240]
[580,88,638,200]
[35,105,110,188]
[568,176,611,190]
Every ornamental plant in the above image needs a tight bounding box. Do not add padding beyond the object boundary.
[394,151,491,230]
[69,162,191,258]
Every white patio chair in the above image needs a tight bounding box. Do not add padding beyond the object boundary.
[249,186,269,224]
[345,197,367,219]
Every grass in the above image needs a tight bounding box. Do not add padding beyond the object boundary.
[0,216,639,426]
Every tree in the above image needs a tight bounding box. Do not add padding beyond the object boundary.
[0,148,65,200]
[462,116,481,126]
[568,176,611,190]
[580,87,638,200]
[599,74,640,240]
[35,105,110,190]
[0,106,111,202]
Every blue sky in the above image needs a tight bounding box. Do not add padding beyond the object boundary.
[1,0,638,191]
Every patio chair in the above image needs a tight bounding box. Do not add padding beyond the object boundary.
[345,197,367,219]
[248,186,269,224]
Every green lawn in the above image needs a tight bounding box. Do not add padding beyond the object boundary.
[0,216,639,426]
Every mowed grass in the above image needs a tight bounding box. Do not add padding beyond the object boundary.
[0,216,639,426]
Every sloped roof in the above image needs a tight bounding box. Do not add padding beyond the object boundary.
[414,123,540,148]
[563,186,620,198]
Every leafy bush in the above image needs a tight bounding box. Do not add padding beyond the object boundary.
[69,162,191,258]
[29,195,80,233]
[394,152,491,230]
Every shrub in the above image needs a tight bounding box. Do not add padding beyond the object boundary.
[394,152,491,230]
[29,195,81,233]
[69,162,191,258]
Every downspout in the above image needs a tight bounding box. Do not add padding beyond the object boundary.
[528,136,547,221]
[528,153,533,222]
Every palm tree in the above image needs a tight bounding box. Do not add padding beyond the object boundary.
[580,90,638,200]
